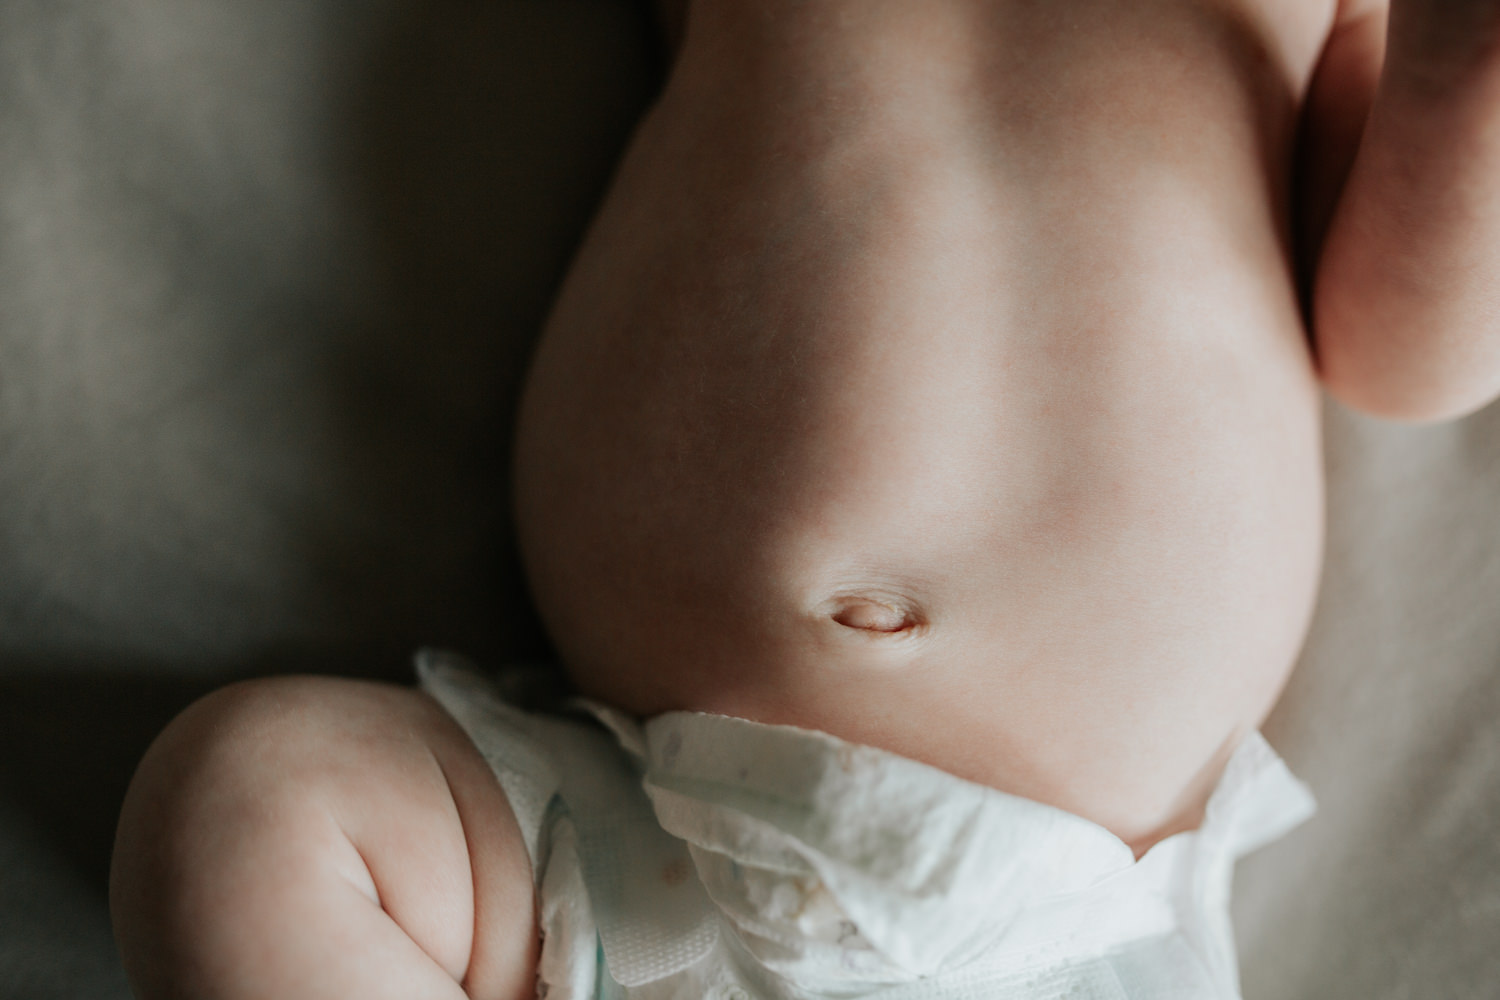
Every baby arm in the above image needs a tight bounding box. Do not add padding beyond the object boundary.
[1311,0,1500,420]
[110,677,537,1000]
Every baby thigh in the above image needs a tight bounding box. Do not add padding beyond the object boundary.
[110,677,536,1000]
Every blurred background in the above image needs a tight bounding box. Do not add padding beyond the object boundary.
[1,1,1496,997]
[0,2,657,993]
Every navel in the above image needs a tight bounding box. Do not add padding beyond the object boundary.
[828,596,920,634]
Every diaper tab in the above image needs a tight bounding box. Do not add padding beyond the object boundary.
[417,650,562,868]
[424,657,722,991]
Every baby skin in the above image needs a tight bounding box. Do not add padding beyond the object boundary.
[112,0,1500,997]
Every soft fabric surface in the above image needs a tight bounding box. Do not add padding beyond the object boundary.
[1,2,1495,997]
[1236,403,1500,999]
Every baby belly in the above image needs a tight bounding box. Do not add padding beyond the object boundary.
[515,0,1327,848]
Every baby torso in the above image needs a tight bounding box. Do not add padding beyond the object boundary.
[515,0,1339,848]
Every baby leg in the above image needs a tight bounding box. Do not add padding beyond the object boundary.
[1312,0,1500,419]
[110,677,536,1000]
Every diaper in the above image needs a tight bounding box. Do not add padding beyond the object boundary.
[417,650,1315,1000]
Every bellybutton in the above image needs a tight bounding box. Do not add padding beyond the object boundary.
[832,597,911,632]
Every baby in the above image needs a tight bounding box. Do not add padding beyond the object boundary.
[110,0,1500,997]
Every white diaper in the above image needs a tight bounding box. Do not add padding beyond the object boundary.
[417,650,1314,1000]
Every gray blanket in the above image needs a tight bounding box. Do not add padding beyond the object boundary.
[2,2,1495,997]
